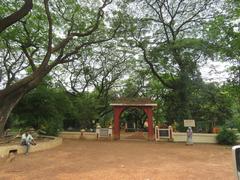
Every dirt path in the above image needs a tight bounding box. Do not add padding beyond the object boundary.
[0,139,235,180]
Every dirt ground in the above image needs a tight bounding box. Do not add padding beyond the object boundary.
[0,139,235,180]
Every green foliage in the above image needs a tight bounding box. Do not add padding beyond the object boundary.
[204,15,226,41]
[98,116,113,128]
[9,82,113,133]
[72,93,100,129]
[192,83,233,128]
[120,108,146,129]
[2,0,239,136]
[11,83,74,136]
[204,1,240,104]
[146,76,234,132]
[41,117,63,136]
[221,83,240,131]
[216,128,238,145]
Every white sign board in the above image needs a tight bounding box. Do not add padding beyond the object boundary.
[99,128,109,137]
[184,119,195,127]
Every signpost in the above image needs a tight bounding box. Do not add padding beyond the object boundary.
[96,127,112,140]
[184,119,195,127]
[159,129,170,138]
[155,126,173,141]
[99,128,109,138]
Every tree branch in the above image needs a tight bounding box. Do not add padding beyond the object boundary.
[51,24,120,67]
[51,0,112,53]
[41,0,53,67]
[0,0,33,33]
[138,43,175,89]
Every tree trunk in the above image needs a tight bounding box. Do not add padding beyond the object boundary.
[177,70,192,120]
[0,91,25,135]
[0,67,50,135]
[172,48,192,120]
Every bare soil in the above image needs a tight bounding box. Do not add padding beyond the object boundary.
[0,139,235,180]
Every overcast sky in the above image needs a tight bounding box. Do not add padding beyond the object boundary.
[200,60,231,83]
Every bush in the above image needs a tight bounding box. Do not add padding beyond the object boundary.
[10,84,72,136]
[40,117,63,136]
[216,128,238,145]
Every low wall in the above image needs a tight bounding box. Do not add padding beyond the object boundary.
[60,131,240,144]
[60,131,147,140]
[0,136,62,158]
[173,132,240,144]
[59,131,97,140]
[173,132,217,143]
[59,132,81,139]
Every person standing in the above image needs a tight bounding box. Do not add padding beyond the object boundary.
[186,127,193,145]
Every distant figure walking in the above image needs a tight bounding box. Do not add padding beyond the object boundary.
[21,130,36,154]
[186,127,193,145]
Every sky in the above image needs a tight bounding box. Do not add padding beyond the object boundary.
[200,60,231,83]
[0,60,231,91]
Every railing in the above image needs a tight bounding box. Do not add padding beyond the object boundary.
[155,126,173,141]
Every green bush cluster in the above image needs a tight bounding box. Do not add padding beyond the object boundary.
[9,83,104,136]
[216,128,238,145]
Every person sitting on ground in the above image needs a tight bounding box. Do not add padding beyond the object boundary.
[21,130,37,154]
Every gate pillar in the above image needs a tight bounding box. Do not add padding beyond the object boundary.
[113,106,124,140]
[144,107,154,141]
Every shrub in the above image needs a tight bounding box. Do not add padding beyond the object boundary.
[216,128,238,145]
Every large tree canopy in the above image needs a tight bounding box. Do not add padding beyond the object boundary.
[114,0,225,123]
[0,0,121,134]
[0,0,33,33]
[0,0,239,134]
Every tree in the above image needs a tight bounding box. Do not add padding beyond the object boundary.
[119,0,221,122]
[52,41,131,122]
[0,0,120,134]
[72,92,100,129]
[120,107,147,130]
[10,82,74,135]
[0,0,33,33]
[204,0,240,129]
[204,0,239,90]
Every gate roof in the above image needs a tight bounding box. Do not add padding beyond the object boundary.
[110,98,157,107]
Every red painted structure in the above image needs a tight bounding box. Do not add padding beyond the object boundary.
[110,99,157,141]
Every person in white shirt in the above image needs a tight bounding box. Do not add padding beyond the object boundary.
[186,127,193,145]
[21,130,36,154]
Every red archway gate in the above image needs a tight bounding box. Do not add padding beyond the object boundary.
[110,98,157,141]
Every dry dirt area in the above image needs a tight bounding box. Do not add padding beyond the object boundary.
[0,139,235,180]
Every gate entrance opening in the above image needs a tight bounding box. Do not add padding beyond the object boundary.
[110,98,157,140]
[120,107,147,140]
